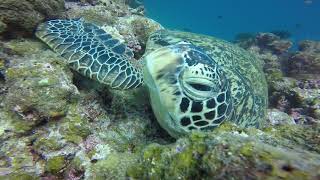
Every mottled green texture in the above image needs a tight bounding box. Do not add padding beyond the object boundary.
[293,87,320,109]
[5,173,39,180]
[2,41,78,133]
[0,38,155,178]
[128,123,320,179]
[288,40,320,78]
[267,109,295,125]
[146,30,268,135]
[0,136,38,177]
[45,156,66,174]
[88,153,138,179]
[0,20,6,34]
[59,104,92,144]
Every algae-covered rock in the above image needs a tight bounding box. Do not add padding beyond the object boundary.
[45,155,66,174]
[88,153,138,179]
[288,41,320,79]
[0,20,6,34]
[256,32,292,54]
[0,36,156,177]
[66,0,130,25]
[2,40,79,133]
[65,1,162,58]
[0,136,41,177]
[0,0,65,36]
[267,108,295,125]
[129,123,320,179]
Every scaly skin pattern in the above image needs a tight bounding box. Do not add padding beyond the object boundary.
[146,30,268,130]
[36,19,143,89]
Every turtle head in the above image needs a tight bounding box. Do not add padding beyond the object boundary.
[144,42,233,138]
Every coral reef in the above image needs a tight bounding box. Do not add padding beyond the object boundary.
[0,0,319,179]
[0,36,159,178]
[0,0,66,37]
[128,123,320,179]
[236,32,320,126]
[288,40,320,78]
[255,32,292,54]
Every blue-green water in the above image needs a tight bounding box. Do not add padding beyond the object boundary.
[145,0,320,43]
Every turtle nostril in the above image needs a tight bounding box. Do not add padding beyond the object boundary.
[188,83,211,91]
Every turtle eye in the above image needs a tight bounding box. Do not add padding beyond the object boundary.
[181,79,216,101]
[188,83,212,91]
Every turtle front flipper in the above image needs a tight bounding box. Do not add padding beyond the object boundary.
[36,19,143,89]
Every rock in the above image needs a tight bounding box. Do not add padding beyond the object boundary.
[267,109,295,125]
[2,40,79,133]
[298,40,320,53]
[238,32,319,125]
[314,109,320,120]
[268,77,297,93]
[256,33,292,54]
[0,136,41,178]
[45,155,66,174]
[88,152,138,179]
[126,0,144,8]
[66,2,162,58]
[0,37,158,177]
[288,40,320,78]
[66,0,130,24]
[109,15,163,58]
[268,40,292,54]
[128,123,320,179]
[0,0,65,36]
[290,87,320,124]
[0,20,6,34]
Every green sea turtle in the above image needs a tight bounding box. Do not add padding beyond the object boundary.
[36,19,267,138]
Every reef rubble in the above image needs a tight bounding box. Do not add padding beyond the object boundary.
[0,0,319,179]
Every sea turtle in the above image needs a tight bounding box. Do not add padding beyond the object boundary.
[36,19,268,138]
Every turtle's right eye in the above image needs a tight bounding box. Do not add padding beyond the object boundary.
[181,77,217,101]
[188,82,212,91]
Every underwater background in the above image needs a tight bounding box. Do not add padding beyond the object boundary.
[145,0,320,45]
[0,0,320,179]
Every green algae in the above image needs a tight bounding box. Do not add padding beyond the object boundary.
[89,153,138,179]
[45,156,66,174]
[1,41,79,134]
[33,137,62,151]
[261,124,320,153]
[59,104,91,144]
[5,173,39,180]
[5,40,47,55]
[127,123,320,179]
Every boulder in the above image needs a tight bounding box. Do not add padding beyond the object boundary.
[0,0,65,36]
